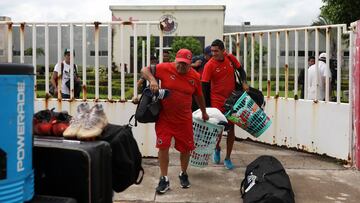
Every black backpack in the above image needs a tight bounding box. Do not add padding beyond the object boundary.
[134,65,161,124]
[240,155,295,203]
[100,123,144,192]
[134,91,161,123]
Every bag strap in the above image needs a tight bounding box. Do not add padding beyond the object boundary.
[135,167,144,184]
[240,178,246,197]
[227,55,247,87]
[129,114,137,127]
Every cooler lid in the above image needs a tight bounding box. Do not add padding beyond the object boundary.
[0,63,34,75]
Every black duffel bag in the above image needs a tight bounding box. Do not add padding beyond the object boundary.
[240,155,295,203]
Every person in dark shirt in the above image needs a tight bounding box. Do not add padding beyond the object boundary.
[191,45,212,77]
[163,50,170,62]
[191,46,212,112]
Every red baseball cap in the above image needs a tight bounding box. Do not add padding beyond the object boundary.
[175,49,192,65]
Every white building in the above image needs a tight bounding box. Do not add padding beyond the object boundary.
[109,5,225,72]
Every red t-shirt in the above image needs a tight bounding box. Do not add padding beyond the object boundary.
[201,53,240,112]
[154,62,202,130]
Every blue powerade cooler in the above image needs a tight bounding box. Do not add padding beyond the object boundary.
[0,63,34,202]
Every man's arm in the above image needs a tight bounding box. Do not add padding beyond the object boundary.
[201,82,211,107]
[237,67,249,91]
[193,94,209,121]
[51,72,58,87]
[51,63,61,91]
[140,66,159,93]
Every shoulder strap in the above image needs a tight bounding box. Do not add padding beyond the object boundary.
[135,167,144,184]
[227,55,247,85]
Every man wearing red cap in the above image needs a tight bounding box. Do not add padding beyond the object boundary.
[202,39,248,170]
[141,48,209,194]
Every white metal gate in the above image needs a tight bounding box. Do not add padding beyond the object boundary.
[0,20,165,157]
[1,20,358,161]
[223,23,357,163]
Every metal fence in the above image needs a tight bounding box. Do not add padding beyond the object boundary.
[0,21,164,102]
[0,20,358,161]
[223,24,353,103]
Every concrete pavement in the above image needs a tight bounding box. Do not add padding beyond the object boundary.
[114,139,360,203]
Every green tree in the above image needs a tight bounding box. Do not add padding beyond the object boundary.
[242,41,267,72]
[320,0,360,26]
[24,47,45,56]
[252,42,268,69]
[170,37,202,61]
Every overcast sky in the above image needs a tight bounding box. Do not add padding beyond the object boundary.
[0,0,323,25]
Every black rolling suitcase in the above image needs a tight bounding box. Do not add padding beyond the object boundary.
[33,137,112,203]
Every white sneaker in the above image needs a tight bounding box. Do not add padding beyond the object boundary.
[63,103,90,139]
[77,104,108,139]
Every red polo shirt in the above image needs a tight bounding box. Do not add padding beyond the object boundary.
[201,53,240,112]
[154,62,202,152]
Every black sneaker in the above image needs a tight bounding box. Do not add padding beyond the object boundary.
[156,176,170,194]
[179,172,191,188]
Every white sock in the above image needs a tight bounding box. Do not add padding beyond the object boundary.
[163,175,169,181]
[179,171,186,176]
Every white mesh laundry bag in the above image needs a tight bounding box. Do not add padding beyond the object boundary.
[192,107,227,126]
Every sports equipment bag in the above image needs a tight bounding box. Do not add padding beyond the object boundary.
[100,123,144,192]
[240,155,295,203]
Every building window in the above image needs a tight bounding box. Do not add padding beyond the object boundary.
[130,36,205,52]
[0,49,3,56]
[280,50,324,57]
[90,50,108,56]
[13,50,20,56]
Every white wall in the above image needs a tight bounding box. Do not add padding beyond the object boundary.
[34,100,158,157]
[235,98,351,161]
[35,98,352,161]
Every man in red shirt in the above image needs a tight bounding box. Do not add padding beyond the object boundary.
[141,49,209,194]
[202,39,248,170]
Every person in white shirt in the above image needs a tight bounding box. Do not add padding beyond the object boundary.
[50,49,81,99]
[307,53,332,100]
